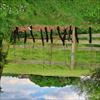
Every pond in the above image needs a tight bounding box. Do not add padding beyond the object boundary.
[0,75,87,100]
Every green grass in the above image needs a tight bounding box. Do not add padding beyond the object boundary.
[3,63,90,77]
[7,43,100,63]
[2,43,100,76]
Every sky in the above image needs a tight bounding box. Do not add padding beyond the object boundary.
[0,76,87,100]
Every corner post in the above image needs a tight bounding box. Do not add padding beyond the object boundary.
[71,27,77,69]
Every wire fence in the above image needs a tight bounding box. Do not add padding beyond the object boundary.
[8,26,100,69]
[8,37,100,69]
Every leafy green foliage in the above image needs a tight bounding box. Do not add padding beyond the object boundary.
[80,68,100,100]
[0,32,9,67]
[29,75,80,87]
[0,32,4,77]
[91,67,100,80]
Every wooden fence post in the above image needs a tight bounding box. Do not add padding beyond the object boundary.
[40,29,44,46]
[30,25,35,43]
[45,27,49,42]
[16,27,20,41]
[24,31,27,44]
[71,27,77,69]
[89,27,92,43]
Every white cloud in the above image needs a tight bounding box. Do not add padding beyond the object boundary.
[43,86,86,100]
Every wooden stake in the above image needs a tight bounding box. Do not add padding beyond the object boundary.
[45,27,49,42]
[16,27,20,41]
[30,25,35,43]
[40,29,45,68]
[71,27,77,69]
[24,31,27,44]
[68,25,72,41]
[50,29,53,66]
[89,27,92,68]
[89,27,92,43]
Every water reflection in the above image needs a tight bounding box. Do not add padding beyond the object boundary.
[0,75,87,100]
[0,66,3,92]
[29,75,80,87]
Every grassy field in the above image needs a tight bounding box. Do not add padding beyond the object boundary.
[0,0,100,36]
[3,63,90,77]
[2,40,100,77]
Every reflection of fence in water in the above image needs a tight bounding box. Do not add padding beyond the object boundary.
[10,26,100,68]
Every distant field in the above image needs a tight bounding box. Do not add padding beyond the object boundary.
[0,0,100,36]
